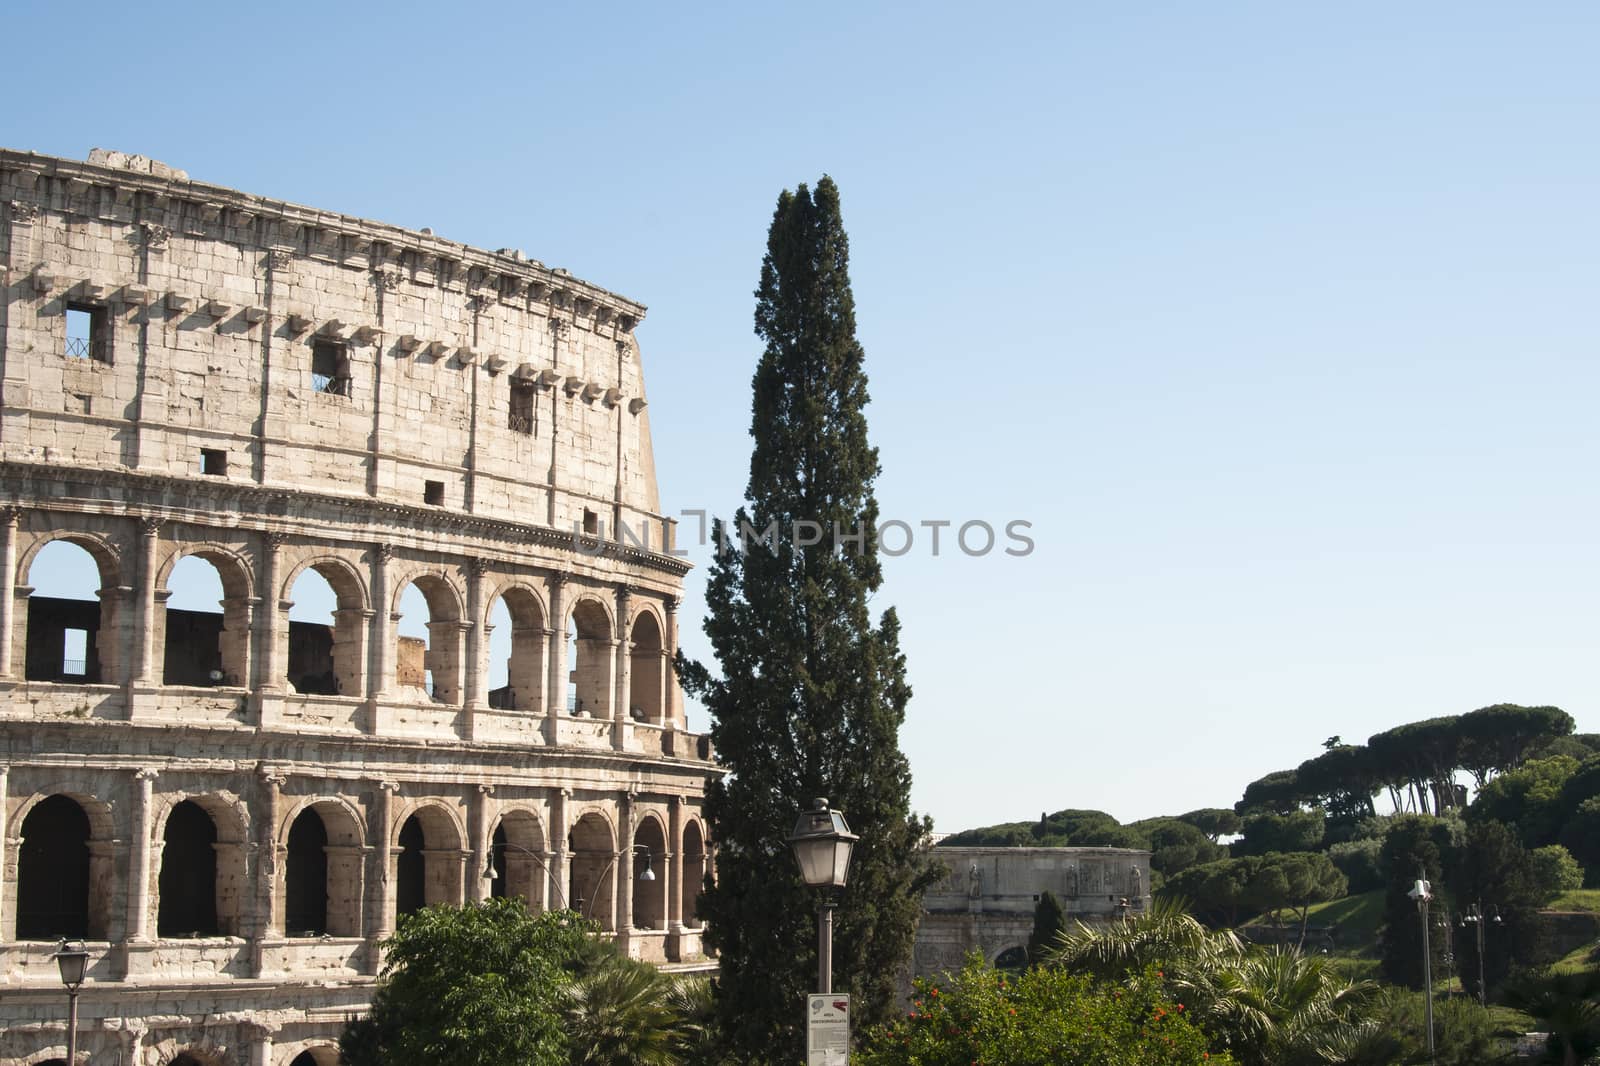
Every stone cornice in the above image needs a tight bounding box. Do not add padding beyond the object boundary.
[0,461,692,579]
[0,148,646,330]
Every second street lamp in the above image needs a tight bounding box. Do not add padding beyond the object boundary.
[789,798,858,995]
[53,939,90,1066]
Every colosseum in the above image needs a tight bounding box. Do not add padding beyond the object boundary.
[0,147,719,1066]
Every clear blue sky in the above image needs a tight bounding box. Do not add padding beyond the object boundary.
[10,1,1598,832]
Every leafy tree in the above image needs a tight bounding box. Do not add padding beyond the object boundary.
[1377,814,1455,988]
[1236,770,1303,816]
[1530,844,1585,902]
[1163,857,1263,928]
[1026,890,1066,965]
[1234,809,1324,857]
[1559,796,1600,886]
[1445,819,1544,994]
[1501,968,1600,1066]
[339,900,595,1066]
[1178,807,1242,842]
[1467,754,1579,847]
[1295,745,1380,826]
[1133,816,1228,878]
[857,956,1225,1066]
[1456,703,1575,787]
[678,176,938,1061]
[1246,852,1348,949]
[561,955,681,1066]
[1327,838,1384,894]
[1368,717,1465,814]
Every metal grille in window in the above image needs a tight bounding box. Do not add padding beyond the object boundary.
[509,382,536,434]
[66,336,93,359]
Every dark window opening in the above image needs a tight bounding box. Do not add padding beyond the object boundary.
[490,823,509,900]
[424,480,445,506]
[311,339,350,396]
[582,508,598,535]
[286,808,329,936]
[509,381,536,434]
[25,596,103,683]
[397,816,426,918]
[66,304,110,362]
[200,448,227,476]
[162,606,225,686]
[158,800,220,937]
[17,795,91,940]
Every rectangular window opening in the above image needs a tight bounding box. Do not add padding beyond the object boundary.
[311,339,350,395]
[62,628,88,678]
[66,304,110,362]
[582,508,599,535]
[424,480,445,506]
[509,381,536,435]
[201,448,228,476]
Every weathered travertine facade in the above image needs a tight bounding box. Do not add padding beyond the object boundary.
[0,148,718,1066]
[913,847,1152,978]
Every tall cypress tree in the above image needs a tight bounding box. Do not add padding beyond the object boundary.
[679,176,937,1062]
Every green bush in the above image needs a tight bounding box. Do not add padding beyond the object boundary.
[1328,838,1385,894]
[1531,845,1586,903]
[856,956,1226,1066]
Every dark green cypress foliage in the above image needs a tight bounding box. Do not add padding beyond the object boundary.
[1027,891,1067,966]
[678,177,939,1062]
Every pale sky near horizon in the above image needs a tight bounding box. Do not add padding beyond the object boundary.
[9,1,1598,834]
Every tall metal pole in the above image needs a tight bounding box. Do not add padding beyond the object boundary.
[66,988,79,1066]
[1475,907,1487,1008]
[818,900,834,995]
[1419,887,1435,1063]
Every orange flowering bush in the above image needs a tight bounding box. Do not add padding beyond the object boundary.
[855,956,1229,1066]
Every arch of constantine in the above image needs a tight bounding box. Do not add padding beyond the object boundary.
[0,147,718,1066]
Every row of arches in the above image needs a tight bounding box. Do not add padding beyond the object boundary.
[12,788,708,943]
[14,530,675,724]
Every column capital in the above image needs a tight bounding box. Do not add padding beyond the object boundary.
[469,557,491,579]
[0,506,19,528]
[378,780,401,794]
[134,767,160,782]
[478,783,496,796]
[375,542,395,563]
[140,516,164,538]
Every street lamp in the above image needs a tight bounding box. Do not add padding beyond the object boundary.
[1407,872,1436,1064]
[1459,902,1501,1007]
[52,939,90,1066]
[484,842,655,921]
[789,798,858,995]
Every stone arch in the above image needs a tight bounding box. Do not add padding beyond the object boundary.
[393,801,466,920]
[151,791,249,938]
[391,570,465,705]
[568,808,617,930]
[994,944,1029,972]
[282,553,369,697]
[628,607,666,724]
[279,796,365,938]
[276,1045,339,1066]
[152,1044,233,1066]
[566,595,613,718]
[157,544,255,688]
[631,812,668,931]
[681,817,707,928]
[485,581,546,714]
[8,786,118,938]
[488,805,549,907]
[15,794,99,941]
[20,532,124,684]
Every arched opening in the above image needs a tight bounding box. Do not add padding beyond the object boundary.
[171,1054,208,1066]
[486,587,545,714]
[629,611,665,724]
[995,945,1029,973]
[162,553,249,687]
[632,817,667,931]
[488,809,547,908]
[568,599,611,718]
[17,795,91,940]
[395,577,462,704]
[285,807,328,936]
[159,800,219,936]
[24,539,117,683]
[395,806,463,922]
[682,820,707,928]
[288,1051,338,1066]
[287,563,366,696]
[569,812,616,931]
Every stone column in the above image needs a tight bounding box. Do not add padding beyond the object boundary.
[668,794,685,933]
[0,765,8,937]
[132,517,163,683]
[0,508,17,678]
[369,781,398,953]
[612,586,632,751]
[618,792,635,942]
[464,559,489,714]
[469,784,492,903]
[257,767,284,942]
[245,1020,279,1066]
[367,545,394,732]
[664,596,679,729]
[254,533,286,724]
[550,788,570,910]
[127,769,157,941]
[544,573,565,743]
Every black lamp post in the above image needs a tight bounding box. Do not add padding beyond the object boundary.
[1408,872,1436,1064]
[788,798,858,995]
[53,939,90,1066]
[1459,902,1501,1007]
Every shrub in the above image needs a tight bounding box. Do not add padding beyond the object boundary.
[1531,844,1586,903]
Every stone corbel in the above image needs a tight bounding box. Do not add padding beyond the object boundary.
[350,324,383,345]
[285,314,314,336]
[512,363,538,382]
[65,177,92,198]
[230,208,256,229]
[619,313,638,333]
[120,284,154,307]
[483,354,507,374]
[596,306,615,328]
[602,387,621,408]
[319,319,347,340]
[581,382,604,403]
[29,268,55,295]
[537,368,561,388]
[202,299,232,319]
[455,346,477,366]
[242,306,267,324]
[628,397,648,415]
[199,204,222,225]
[423,340,451,359]
[563,375,584,397]
[166,292,195,313]
[574,295,593,318]
[395,335,423,354]
[76,280,109,303]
